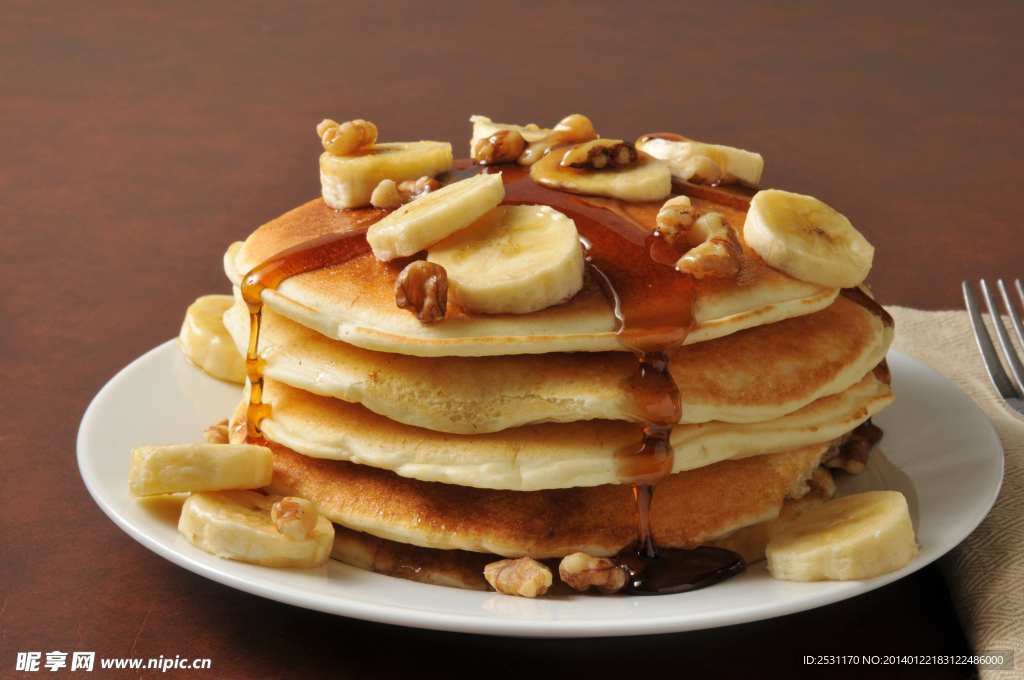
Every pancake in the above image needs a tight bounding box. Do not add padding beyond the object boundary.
[223,180,838,358]
[223,292,892,433]
[259,439,832,558]
[236,370,891,491]
[329,465,836,590]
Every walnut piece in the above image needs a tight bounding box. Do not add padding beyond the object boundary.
[677,154,722,185]
[517,114,598,166]
[371,176,444,210]
[203,417,230,444]
[560,139,638,170]
[398,176,443,198]
[395,260,448,323]
[826,434,870,474]
[656,196,700,246]
[271,497,319,540]
[484,557,553,598]
[657,200,742,279]
[371,179,404,210]
[474,130,527,166]
[677,213,743,279]
[318,118,378,156]
[558,552,628,594]
[550,114,596,142]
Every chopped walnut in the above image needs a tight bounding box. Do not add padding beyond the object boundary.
[552,114,596,140]
[395,260,448,323]
[318,118,378,156]
[677,155,722,185]
[517,114,598,166]
[371,179,404,210]
[315,119,337,138]
[371,176,443,210]
[674,212,743,279]
[398,176,443,198]
[826,434,870,474]
[203,417,230,444]
[271,497,318,540]
[560,139,638,170]
[474,130,527,166]
[484,557,553,598]
[655,196,700,246]
[656,199,741,278]
[558,552,628,594]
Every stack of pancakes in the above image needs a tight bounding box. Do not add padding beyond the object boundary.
[220,177,894,591]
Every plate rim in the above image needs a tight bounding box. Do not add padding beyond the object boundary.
[77,341,1004,638]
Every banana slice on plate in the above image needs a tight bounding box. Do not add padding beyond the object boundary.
[128,443,273,497]
[427,204,585,315]
[320,141,453,209]
[367,173,505,261]
[743,189,874,289]
[530,147,671,202]
[179,490,334,569]
[178,295,246,383]
[636,134,764,187]
[766,490,918,581]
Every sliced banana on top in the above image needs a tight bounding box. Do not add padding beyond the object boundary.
[469,115,551,159]
[320,141,453,210]
[744,189,874,289]
[367,173,505,261]
[179,490,334,569]
[178,295,246,383]
[530,147,671,202]
[636,134,764,187]
[427,205,585,315]
[766,490,917,581]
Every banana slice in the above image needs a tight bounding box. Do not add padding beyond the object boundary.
[427,205,584,314]
[530,148,671,202]
[320,141,452,209]
[636,134,764,187]
[766,490,917,581]
[367,173,505,261]
[470,115,551,158]
[179,490,334,569]
[178,295,246,383]
[128,443,272,497]
[744,189,874,288]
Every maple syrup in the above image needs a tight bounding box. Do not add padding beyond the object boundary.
[839,286,894,330]
[852,419,884,448]
[498,166,745,592]
[240,229,371,443]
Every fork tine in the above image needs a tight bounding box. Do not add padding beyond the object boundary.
[963,281,1022,401]
[1006,278,1024,353]
[982,279,1024,396]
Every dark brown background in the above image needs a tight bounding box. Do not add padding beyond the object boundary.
[2,1,1021,678]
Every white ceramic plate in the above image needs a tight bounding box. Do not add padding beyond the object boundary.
[78,343,1003,637]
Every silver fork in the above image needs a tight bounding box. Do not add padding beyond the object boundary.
[962,279,1024,416]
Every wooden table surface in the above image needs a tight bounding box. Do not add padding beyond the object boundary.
[3,1,1021,678]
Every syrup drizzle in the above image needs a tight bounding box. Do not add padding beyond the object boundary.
[496,166,745,592]
[241,229,371,443]
[839,286,895,330]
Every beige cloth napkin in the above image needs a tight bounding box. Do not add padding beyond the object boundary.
[889,306,1023,676]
